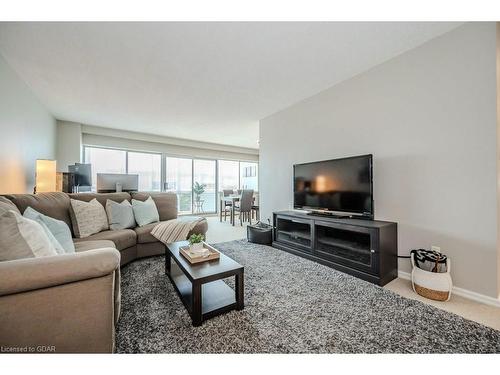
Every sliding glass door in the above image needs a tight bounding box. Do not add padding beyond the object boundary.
[165,157,193,214]
[164,157,217,214]
[128,151,162,191]
[218,160,240,192]
[193,159,216,213]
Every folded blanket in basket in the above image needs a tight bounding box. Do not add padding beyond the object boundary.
[151,216,203,244]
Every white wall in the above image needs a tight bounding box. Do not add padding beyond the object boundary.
[260,23,499,298]
[0,54,56,193]
[56,121,82,172]
[81,125,259,162]
[53,122,258,162]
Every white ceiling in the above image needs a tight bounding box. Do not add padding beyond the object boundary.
[0,22,461,149]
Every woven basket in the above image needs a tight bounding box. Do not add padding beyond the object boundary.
[413,284,450,301]
[411,253,452,302]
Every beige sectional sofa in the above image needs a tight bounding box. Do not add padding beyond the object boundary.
[0,191,207,353]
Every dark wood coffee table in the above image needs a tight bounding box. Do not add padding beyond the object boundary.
[165,241,244,326]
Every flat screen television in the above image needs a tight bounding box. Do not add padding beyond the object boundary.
[293,154,373,218]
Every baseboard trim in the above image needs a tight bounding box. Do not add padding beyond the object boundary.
[397,271,500,308]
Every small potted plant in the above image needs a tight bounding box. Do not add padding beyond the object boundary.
[188,233,205,251]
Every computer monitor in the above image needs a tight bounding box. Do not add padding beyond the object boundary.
[96,173,139,193]
[68,163,92,192]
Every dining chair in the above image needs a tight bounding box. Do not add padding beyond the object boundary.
[222,189,234,221]
[235,189,254,226]
[252,192,259,220]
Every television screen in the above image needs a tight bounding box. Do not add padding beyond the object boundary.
[293,154,373,217]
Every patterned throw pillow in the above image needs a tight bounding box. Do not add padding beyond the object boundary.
[131,196,160,227]
[0,210,58,261]
[106,199,136,230]
[23,206,75,254]
[69,198,109,238]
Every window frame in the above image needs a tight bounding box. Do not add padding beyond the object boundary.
[127,150,163,192]
[82,145,258,215]
[83,146,163,192]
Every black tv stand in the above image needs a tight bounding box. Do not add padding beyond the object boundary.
[273,211,398,286]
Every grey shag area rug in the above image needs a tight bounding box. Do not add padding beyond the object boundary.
[115,240,500,353]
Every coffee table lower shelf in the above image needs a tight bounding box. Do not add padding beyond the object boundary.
[170,269,238,320]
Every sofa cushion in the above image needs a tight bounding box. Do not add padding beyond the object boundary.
[130,192,177,221]
[2,192,72,230]
[74,240,116,252]
[137,242,166,258]
[134,222,158,244]
[131,197,160,227]
[68,192,131,207]
[0,196,20,215]
[23,206,75,254]
[0,210,58,261]
[106,199,136,230]
[134,217,208,244]
[70,198,109,238]
[74,229,136,251]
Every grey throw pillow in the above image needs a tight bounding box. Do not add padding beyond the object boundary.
[132,196,160,227]
[70,198,109,238]
[0,210,58,261]
[106,199,136,230]
[23,206,75,254]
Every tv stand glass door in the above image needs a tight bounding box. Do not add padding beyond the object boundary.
[314,221,379,275]
[275,216,312,252]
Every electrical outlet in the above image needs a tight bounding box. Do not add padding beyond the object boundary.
[431,245,441,253]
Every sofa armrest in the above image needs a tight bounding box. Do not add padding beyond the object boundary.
[0,248,120,296]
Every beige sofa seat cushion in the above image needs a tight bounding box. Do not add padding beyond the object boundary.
[2,192,72,230]
[130,192,177,221]
[74,240,116,252]
[74,229,136,251]
[70,198,109,238]
[134,217,208,244]
[134,222,158,244]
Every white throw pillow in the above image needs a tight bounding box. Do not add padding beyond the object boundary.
[0,210,58,261]
[23,206,75,254]
[131,196,160,227]
[70,198,109,238]
[106,199,136,230]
